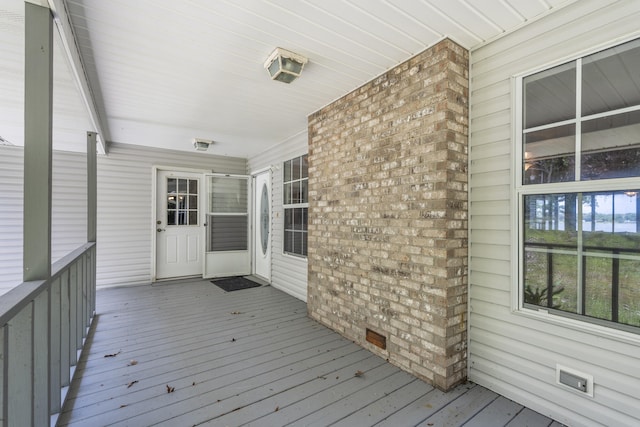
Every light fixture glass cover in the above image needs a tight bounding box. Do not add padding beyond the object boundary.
[193,138,213,151]
[264,47,308,83]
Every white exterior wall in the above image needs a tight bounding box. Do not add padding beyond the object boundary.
[96,142,246,288]
[248,131,308,301]
[0,146,87,295]
[468,1,640,426]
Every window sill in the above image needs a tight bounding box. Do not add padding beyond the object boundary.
[514,306,640,346]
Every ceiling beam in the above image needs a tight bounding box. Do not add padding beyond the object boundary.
[46,0,110,154]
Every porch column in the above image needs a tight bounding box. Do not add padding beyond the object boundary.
[87,132,97,243]
[23,1,53,282]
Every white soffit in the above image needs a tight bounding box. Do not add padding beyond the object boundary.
[11,0,578,157]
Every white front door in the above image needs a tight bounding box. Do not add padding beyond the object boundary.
[155,170,203,279]
[253,170,271,281]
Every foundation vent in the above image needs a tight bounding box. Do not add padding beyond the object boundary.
[366,328,386,350]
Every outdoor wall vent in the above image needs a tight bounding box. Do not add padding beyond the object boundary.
[366,328,387,350]
[556,364,594,397]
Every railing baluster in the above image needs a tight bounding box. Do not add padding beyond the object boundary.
[33,291,49,426]
[60,271,70,389]
[1,325,6,424]
[7,304,33,427]
[69,264,78,367]
[50,277,62,415]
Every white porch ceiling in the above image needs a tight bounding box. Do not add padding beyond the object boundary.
[2,0,576,158]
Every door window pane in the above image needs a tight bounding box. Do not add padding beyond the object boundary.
[166,177,198,225]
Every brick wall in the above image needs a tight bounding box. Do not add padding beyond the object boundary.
[307,39,468,391]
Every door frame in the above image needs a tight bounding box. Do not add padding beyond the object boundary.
[251,167,272,282]
[151,165,209,282]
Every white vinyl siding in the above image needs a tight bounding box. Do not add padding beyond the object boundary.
[96,143,246,288]
[248,131,308,301]
[0,143,246,292]
[469,1,640,426]
[0,146,87,295]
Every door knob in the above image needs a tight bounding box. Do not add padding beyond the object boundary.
[157,228,165,232]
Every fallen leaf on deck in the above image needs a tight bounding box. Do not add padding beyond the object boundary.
[104,351,121,358]
[230,311,242,314]
[192,382,196,386]
[166,385,175,393]
[425,403,433,408]
[127,380,138,388]
[128,360,138,366]
[231,338,236,342]
[354,370,365,377]
[275,406,279,412]
[317,375,327,380]
[119,404,128,408]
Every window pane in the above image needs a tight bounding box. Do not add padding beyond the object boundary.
[188,195,198,210]
[582,38,640,116]
[581,111,640,180]
[284,230,293,253]
[619,259,640,327]
[167,178,176,194]
[584,256,613,321]
[284,208,293,230]
[209,177,248,213]
[292,157,302,180]
[284,160,292,182]
[167,210,176,225]
[167,195,177,209]
[524,61,576,129]
[524,194,579,244]
[301,180,308,203]
[524,250,576,311]
[188,211,198,225]
[177,210,187,225]
[291,181,301,204]
[178,179,188,193]
[302,154,309,178]
[302,207,308,231]
[284,183,292,205]
[189,179,198,194]
[524,124,575,184]
[583,191,640,248]
[178,195,186,209]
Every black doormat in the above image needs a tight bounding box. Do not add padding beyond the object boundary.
[211,276,261,292]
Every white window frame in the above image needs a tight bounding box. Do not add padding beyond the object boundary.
[283,154,308,258]
[513,37,640,341]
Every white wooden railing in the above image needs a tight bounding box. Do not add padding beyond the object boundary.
[0,243,96,427]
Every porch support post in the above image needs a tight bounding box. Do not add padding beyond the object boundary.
[23,1,53,282]
[87,132,97,243]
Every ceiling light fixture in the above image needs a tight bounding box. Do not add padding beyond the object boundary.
[193,138,214,151]
[264,47,308,83]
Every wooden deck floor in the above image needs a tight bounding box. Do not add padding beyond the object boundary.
[57,278,562,427]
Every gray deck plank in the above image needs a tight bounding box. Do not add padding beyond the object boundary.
[462,396,523,427]
[415,384,499,427]
[331,379,433,427]
[58,280,562,427]
[290,370,418,426]
[506,408,555,427]
[375,383,477,426]
[165,351,383,426]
